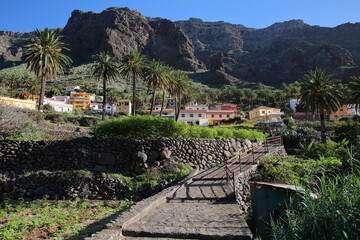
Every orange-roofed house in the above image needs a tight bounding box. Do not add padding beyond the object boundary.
[206,110,237,125]
[249,106,284,123]
[219,104,237,111]
[68,92,93,110]
[329,105,353,119]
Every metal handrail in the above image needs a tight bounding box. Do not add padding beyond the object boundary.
[224,136,282,183]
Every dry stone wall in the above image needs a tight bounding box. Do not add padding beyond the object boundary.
[0,138,260,175]
[0,138,261,200]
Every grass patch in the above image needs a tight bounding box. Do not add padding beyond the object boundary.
[0,198,133,240]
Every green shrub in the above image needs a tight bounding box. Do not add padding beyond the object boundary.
[92,115,189,139]
[93,115,266,140]
[255,155,342,187]
[303,139,349,160]
[270,172,360,240]
[333,120,360,145]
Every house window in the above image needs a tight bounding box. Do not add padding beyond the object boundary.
[262,111,265,114]
[340,109,343,111]
[196,121,199,124]
[190,114,194,117]
[211,114,215,117]
[219,114,222,118]
[198,114,202,117]
[227,115,230,118]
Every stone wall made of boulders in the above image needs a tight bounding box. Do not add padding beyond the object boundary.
[0,170,167,201]
[233,145,288,214]
[0,138,261,176]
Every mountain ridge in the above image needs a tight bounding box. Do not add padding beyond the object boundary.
[1,7,360,87]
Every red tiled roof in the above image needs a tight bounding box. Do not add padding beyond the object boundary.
[180,110,207,113]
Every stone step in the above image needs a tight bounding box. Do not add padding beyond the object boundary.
[191,167,227,181]
[122,201,252,240]
[169,180,234,200]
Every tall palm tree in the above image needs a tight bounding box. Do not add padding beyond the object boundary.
[119,50,147,116]
[348,76,360,111]
[25,28,72,111]
[158,65,173,117]
[169,70,191,121]
[143,60,168,115]
[93,52,120,120]
[300,69,341,143]
[243,88,257,108]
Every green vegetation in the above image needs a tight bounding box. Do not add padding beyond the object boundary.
[25,28,72,111]
[270,172,360,240]
[0,198,133,240]
[92,52,121,120]
[92,115,265,140]
[67,162,192,191]
[255,155,342,187]
[299,68,341,142]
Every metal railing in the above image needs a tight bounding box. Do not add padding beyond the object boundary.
[224,136,282,184]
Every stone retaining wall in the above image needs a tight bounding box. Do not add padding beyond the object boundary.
[0,138,260,175]
[0,138,261,200]
[234,145,287,214]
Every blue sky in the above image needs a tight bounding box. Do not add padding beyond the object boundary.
[1,0,359,32]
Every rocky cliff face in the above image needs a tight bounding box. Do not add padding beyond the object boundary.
[176,19,360,85]
[61,7,203,71]
[1,8,360,86]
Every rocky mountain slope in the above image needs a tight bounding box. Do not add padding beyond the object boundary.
[1,7,360,87]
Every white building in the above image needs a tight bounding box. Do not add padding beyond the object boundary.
[178,110,209,127]
[44,98,73,113]
[52,96,70,103]
[64,86,80,92]
[90,103,116,114]
[289,99,300,111]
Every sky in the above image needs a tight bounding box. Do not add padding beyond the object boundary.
[1,0,360,32]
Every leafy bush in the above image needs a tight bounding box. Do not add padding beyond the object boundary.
[92,115,189,139]
[302,139,349,160]
[333,120,360,145]
[255,155,342,187]
[92,115,266,140]
[270,172,360,240]
[270,127,320,149]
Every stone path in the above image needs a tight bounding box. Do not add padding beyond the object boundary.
[121,166,253,240]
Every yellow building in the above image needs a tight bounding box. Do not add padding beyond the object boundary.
[249,106,284,123]
[329,105,352,119]
[0,96,37,110]
[68,92,92,110]
[116,100,132,115]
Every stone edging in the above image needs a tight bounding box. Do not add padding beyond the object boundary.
[84,167,200,240]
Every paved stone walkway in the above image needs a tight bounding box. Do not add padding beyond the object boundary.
[121,166,253,240]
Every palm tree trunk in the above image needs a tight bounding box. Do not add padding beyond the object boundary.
[176,95,181,121]
[38,74,46,112]
[320,110,326,143]
[150,87,156,115]
[102,80,106,121]
[160,90,166,117]
[132,72,136,116]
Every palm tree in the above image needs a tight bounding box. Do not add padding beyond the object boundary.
[25,28,72,111]
[243,88,257,108]
[300,69,341,143]
[348,76,360,111]
[93,52,120,120]
[143,60,168,115]
[158,65,173,117]
[170,70,191,121]
[119,50,147,116]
